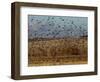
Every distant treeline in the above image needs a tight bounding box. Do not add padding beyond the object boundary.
[28,35,87,42]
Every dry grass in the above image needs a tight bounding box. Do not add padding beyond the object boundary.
[28,37,88,66]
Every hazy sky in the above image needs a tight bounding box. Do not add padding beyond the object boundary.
[28,15,88,39]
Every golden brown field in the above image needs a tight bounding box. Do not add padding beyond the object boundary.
[28,37,88,66]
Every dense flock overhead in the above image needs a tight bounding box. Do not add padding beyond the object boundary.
[28,15,88,39]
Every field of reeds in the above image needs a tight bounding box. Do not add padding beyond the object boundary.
[28,37,87,66]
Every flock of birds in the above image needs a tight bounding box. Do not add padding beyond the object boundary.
[28,15,88,39]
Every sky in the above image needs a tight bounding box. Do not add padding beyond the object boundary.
[28,15,88,39]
